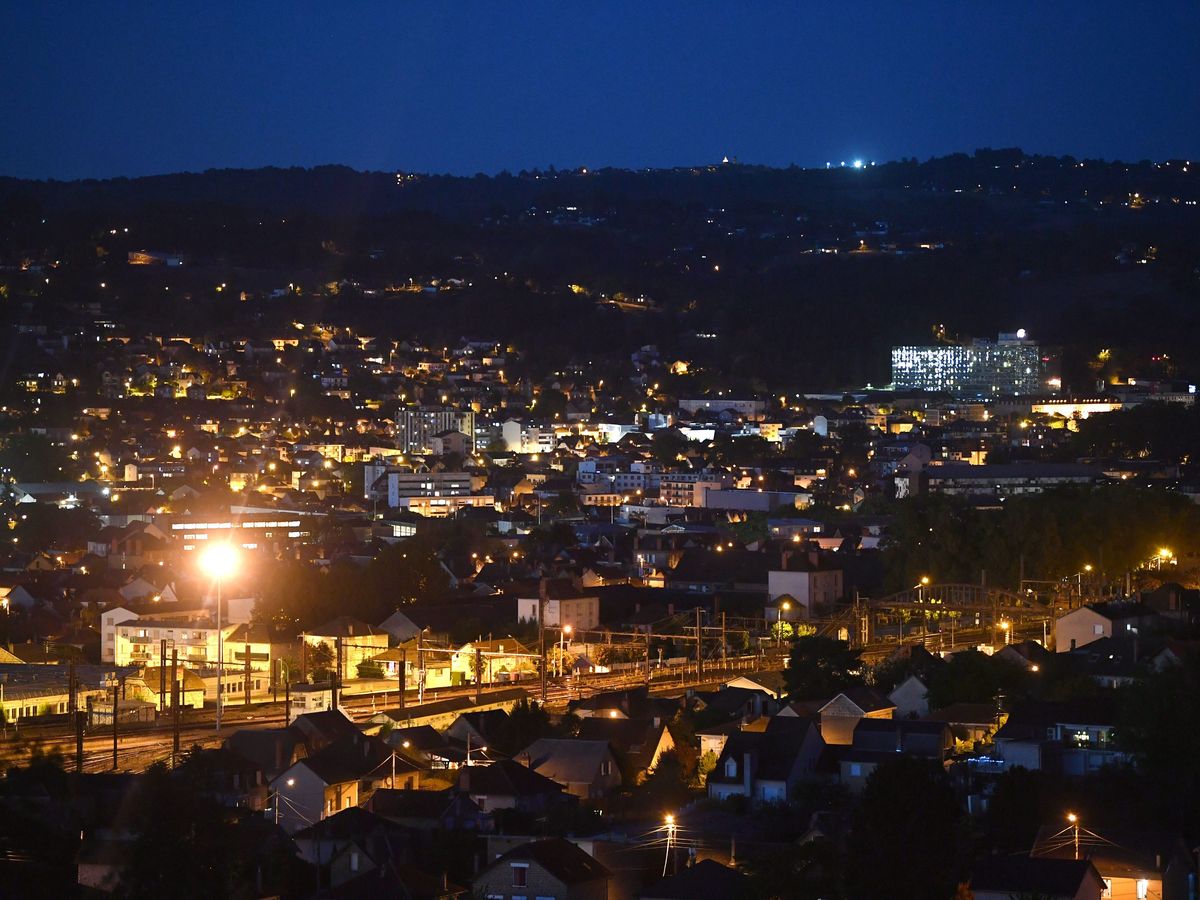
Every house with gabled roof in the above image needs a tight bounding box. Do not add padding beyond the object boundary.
[706,716,824,804]
[473,837,610,900]
[519,738,621,800]
[458,758,571,814]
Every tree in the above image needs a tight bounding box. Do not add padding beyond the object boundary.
[1117,651,1200,830]
[497,697,551,754]
[784,636,864,701]
[923,649,1028,710]
[650,429,689,466]
[308,641,334,682]
[847,757,966,900]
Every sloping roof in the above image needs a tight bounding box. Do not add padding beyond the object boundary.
[642,858,749,899]
[577,717,666,762]
[727,670,787,697]
[823,685,895,715]
[709,722,815,784]
[291,709,361,750]
[492,838,610,884]
[459,759,567,797]
[521,738,613,786]
[307,616,383,638]
[971,856,1099,896]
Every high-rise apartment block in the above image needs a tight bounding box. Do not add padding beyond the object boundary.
[891,331,1040,397]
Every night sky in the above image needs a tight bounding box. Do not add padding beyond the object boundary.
[2,3,1198,180]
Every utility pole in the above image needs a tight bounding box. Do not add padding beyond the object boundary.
[538,592,547,702]
[398,649,406,712]
[645,623,652,684]
[474,647,483,704]
[332,636,342,709]
[694,607,703,682]
[171,648,180,763]
[720,612,727,670]
[68,661,83,775]
[244,643,252,708]
[159,639,167,714]
[417,630,426,704]
[284,677,291,726]
[110,675,119,771]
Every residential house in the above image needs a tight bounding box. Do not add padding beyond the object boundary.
[992,699,1130,776]
[969,856,1104,900]
[1055,602,1159,653]
[519,738,621,800]
[472,837,610,900]
[515,577,602,631]
[367,787,488,831]
[923,702,1005,751]
[640,859,751,900]
[453,637,537,685]
[302,616,390,681]
[225,727,306,782]
[577,716,675,783]
[837,719,953,795]
[767,549,844,618]
[802,686,896,746]
[724,671,787,700]
[1031,826,1196,900]
[887,674,930,719]
[706,717,824,803]
[270,730,419,833]
[457,759,571,814]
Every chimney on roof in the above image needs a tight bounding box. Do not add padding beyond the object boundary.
[743,751,755,796]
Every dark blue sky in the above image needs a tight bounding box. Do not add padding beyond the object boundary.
[2,3,1198,180]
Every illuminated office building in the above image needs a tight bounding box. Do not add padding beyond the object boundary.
[891,331,1040,397]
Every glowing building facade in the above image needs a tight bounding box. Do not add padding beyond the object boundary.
[891,332,1040,397]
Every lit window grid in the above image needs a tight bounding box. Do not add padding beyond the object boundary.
[891,344,1039,396]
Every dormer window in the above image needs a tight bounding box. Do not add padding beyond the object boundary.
[725,757,737,778]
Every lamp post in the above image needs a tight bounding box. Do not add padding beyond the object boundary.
[559,625,572,679]
[270,777,296,826]
[777,601,791,648]
[1000,620,1011,646]
[1067,812,1079,859]
[662,814,677,877]
[199,542,239,732]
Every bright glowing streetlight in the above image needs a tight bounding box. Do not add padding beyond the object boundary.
[1067,812,1080,858]
[662,814,677,876]
[199,543,239,732]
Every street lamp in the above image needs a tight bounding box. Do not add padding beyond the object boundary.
[777,601,791,648]
[199,542,239,732]
[662,814,677,876]
[1067,812,1079,859]
[1000,620,1011,645]
[559,625,573,678]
